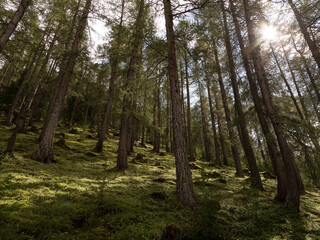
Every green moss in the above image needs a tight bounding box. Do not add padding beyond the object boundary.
[0,121,319,239]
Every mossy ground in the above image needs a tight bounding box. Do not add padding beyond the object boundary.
[0,121,319,239]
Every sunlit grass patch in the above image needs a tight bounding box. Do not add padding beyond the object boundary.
[0,121,319,239]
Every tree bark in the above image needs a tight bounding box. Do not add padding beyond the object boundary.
[163,0,196,207]
[198,80,211,162]
[117,0,145,170]
[222,2,263,190]
[0,0,31,53]
[95,0,125,153]
[230,0,289,201]
[243,0,304,208]
[291,38,320,103]
[153,76,161,153]
[205,73,221,166]
[184,54,196,162]
[270,45,304,118]
[288,0,320,70]
[32,0,92,163]
[213,39,244,177]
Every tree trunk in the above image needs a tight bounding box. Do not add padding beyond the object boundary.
[291,38,320,103]
[32,0,92,163]
[163,0,196,207]
[5,48,39,125]
[141,88,147,147]
[213,88,229,166]
[205,73,221,166]
[84,105,89,123]
[213,39,243,177]
[230,0,288,201]
[68,96,79,128]
[198,80,211,162]
[117,0,145,170]
[184,54,196,162]
[270,45,303,118]
[0,0,31,53]
[222,2,263,190]
[243,0,303,208]
[95,0,125,152]
[288,0,320,69]
[153,76,161,153]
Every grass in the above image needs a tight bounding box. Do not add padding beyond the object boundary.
[0,121,319,239]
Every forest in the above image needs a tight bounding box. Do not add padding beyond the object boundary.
[0,0,320,239]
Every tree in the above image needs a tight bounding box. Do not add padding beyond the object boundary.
[163,0,196,207]
[243,0,304,209]
[229,0,287,201]
[117,0,145,170]
[221,1,263,190]
[95,0,125,153]
[32,0,92,163]
[0,0,31,53]
[288,0,320,69]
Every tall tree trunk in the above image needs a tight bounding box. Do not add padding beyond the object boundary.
[291,37,320,103]
[140,88,147,147]
[288,0,320,69]
[243,0,303,208]
[229,0,288,201]
[5,44,42,126]
[84,105,90,124]
[212,87,229,166]
[270,45,304,118]
[165,80,171,152]
[153,76,161,153]
[213,39,243,177]
[163,0,195,207]
[184,54,196,162]
[205,73,221,166]
[95,0,125,152]
[222,1,263,190]
[68,96,79,128]
[0,0,31,53]
[117,0,145,170]
[32,0,92,163]
[198,80,211,162]
[39,0,82,142]
[5,32,59,153]
[28,59,58,127]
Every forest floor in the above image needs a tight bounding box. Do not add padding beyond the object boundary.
[0,121,320,240]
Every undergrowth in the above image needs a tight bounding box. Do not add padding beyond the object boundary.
[0,120,319,239]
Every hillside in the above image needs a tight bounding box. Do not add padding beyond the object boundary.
[0,123,319,240]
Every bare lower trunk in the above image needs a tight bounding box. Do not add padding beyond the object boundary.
[5,51,38,125]
[205,74,221,166]
[213,89,229,166]
[163,0,195,207]
[198,81,211,162]
[68,96,79,128]
[230,0,287,201]
[84,105,89,123]
[95,61,117,152]
[185,55,196,162]
[213,39,243,177]
[222,1,262,189]
[117,0,145,170]
[33,0,92,163]
[243,0,303,208]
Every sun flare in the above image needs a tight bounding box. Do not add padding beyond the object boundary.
[261,24,278,41]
